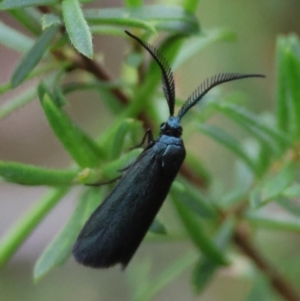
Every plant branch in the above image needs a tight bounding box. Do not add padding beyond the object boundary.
[53,49,154,130]
[233,225,300,301]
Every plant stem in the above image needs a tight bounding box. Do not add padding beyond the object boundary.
[233,225,300,301]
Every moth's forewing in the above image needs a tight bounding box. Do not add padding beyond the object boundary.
[73,137,185,268]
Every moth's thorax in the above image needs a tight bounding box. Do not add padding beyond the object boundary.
[154,133,186,177]
[155,128,185,162]
[159,116,182,138]
[157,134,183,147]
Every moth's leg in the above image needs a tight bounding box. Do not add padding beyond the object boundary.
[145,128,154,144]
[130,129,154,149]
[85,131,154,186]
[85,176,122,186]
[118,129,154,172]
[88,130,154,184]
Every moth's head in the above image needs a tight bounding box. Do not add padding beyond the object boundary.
[160,116,182,138]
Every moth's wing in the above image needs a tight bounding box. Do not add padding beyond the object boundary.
[73,140,186,268]
[73,150,171,268]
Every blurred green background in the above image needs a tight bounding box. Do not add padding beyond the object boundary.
[0,0,300,300]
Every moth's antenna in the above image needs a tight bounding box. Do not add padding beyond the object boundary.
[177,73,265,119]
[125,31,176,116]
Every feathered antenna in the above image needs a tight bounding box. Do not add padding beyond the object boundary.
[177,73,265,119]
[125,31,176,116]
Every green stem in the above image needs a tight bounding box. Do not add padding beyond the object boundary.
[0,187,70,267]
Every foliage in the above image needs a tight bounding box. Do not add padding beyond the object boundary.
[0,1,300,300]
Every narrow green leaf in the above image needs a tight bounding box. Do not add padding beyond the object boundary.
[245,212,300,233]
[182,0,200,13]
[1,0,59,9]
[0,21,33,52]
[9,8,42,35]
[282,183,300,198]
[173,28,235,70]
[89,25,126,36]
[155,19,197,35]
[276,197,300,217]
[221,161,254,208]
[261,163,296,202]
[276,37,289,132]
[0,161,78,185]
[215,103,290,149]
[125,0,142,7]
[51,86,68,108]
[149,218,167,235]
[192,217,235,293]
[78,148,141,184]
[90,16,156,33]
[84,5,199,34]
[101,148,140,173]
[34,188,102,281]
[109,118,143,159]
[245,139,269,175]
[0,187,69,267]
[0,87,36,120]
[129,261,152,300]
[40,93,103,168]
[171,181,216,218]
[84,5,195,23]
[132,252,198,301]
[249,188,262,208]
[97,121,135,157]
[192,260,217,293]
[42,14,62,30]
[96,86,125,114]
[126,52,143,68]
[236,120,281,155]
[39,80,70,108]
[221,189,247,209]
[171,192,228,265]
[284,36,300,139]
[11,25,58,88]
[185,152,211,186]
[0,82,11,94]
[198,124,258,173]
[0,63,58,95]
[246,275,271,301]
[214,217,236,248]
[62,0,93,58]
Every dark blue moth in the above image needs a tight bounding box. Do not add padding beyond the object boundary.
[72,31,264,269]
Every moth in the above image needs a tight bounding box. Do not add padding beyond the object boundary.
[73,31,264,269]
